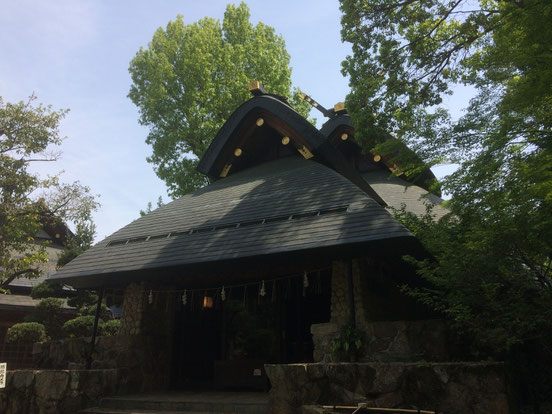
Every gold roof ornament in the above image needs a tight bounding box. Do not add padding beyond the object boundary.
[334,102,346,112]
[248,80,267,96]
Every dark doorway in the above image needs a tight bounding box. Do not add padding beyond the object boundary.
[170,268,331,389]
[171,301,221,389]
[281,269,332,362]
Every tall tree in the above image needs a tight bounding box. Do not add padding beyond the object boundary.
[340,0,552,351]
[0,95,99,289]
[129,2,310,197]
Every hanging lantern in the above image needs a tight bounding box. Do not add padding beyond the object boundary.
[303,271,309,288]
[203,296,214,308]
[221,286,226,301]
[259,280,266,297]
[182,290,187,305]
[148,289,153,304]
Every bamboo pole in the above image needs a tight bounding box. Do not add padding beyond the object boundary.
[321,406,436,414]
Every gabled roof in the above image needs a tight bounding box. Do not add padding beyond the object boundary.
[196,94,386,205]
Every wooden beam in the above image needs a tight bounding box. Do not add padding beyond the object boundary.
[220,163,232,177]
[298,92,333,118]
[297,145,314,159]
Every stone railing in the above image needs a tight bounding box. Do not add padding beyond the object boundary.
[0,368,124,414]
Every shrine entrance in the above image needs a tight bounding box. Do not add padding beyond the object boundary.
[170,268,332,390]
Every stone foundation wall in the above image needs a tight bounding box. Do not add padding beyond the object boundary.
[0,368,123,414]
[118,282,146,336]
[311,319,449,363]
[265,362,511,414]
[33,334,171,392]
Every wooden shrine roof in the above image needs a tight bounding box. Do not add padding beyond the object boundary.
[50,156,414,288]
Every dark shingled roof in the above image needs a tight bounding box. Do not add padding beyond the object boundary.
[362,170,447,220]
[50,156,413,288]
[0,294,74,311]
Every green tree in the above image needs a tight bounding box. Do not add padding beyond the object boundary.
[0,95,99,289]
[24,297,65,339]
[340,0,552,351]
[129,2,310,197]
[56,218,96,268]
[139,195,164,217]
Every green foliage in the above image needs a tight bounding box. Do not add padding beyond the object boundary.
[341,0,552,354]
[129,2,311,197]
[67,289,98,312]
[139,196,164,217]
[0,94,99,289]
[7,322,48,344]
[30,280,65,299]
[57,219,96,268]
[394,203,552,353]
[62,315,97,338]
[101,319,120,336]
[63,314,117,338]
[25,297,65,339]
[331,323,365,362]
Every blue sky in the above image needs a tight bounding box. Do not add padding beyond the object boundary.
[1,1,465,241]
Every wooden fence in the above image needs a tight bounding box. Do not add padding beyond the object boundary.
[0,343,34,369]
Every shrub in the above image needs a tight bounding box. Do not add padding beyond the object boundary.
[7,322,48,344]
[30,281,65,299]
[101,319,120,336]
[63,315,99,338]
[331,323,365,362]
[25,297,65,339]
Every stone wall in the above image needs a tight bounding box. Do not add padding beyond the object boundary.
[0,368,123,414]
[311,319,449,363]
[265,362,512,414]
[322,258,449,364]
[33,334,171,392]
[118,282,146,336]
[330,260,367,326]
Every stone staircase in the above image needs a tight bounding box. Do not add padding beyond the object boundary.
[79,391,269,414]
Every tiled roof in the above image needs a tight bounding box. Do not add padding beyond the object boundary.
[362,170,448,219]
[50,156,413,287]
[0,294,73,311]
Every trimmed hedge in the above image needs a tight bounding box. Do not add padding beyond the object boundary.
[63,315,96,338]
[63,316,120,338]
[102,319,120,336]
[7,322,48,344]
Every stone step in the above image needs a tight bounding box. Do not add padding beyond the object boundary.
[81,392,269,414]
[80,409,210,414]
